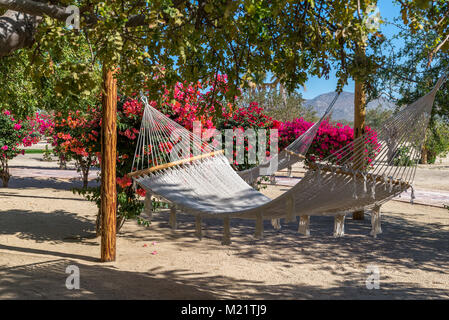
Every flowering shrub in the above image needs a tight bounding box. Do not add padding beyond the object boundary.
[161,82,216,130]
[52,109,100,188]
[218,102,281,170]
[0,110,31,187]
[221,102,281,130]
[27,112,54,138]
[73,97,149,232]
[279,118,380,167]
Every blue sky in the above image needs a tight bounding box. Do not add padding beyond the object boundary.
[298,0,403,99]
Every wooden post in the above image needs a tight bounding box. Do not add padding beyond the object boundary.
[101,66,117,262]
[352,47,366,221]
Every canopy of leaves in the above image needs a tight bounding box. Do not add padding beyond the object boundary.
[0,51,38,118]
[371,6,449,162]
[26,0,384,103]
[237,89,317,122]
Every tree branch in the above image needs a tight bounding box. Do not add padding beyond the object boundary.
[427,33,449,68]
[0,1,150,57]
[0,10,41,57]
[0,0,69,21]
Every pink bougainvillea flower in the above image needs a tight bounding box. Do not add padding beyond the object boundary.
[151,251,157,255]
[1,145,8,151]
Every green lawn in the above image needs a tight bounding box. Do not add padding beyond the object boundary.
[24,149,46,154]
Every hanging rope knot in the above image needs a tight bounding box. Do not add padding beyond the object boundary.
[333,214,345,237]
[388,176,394,193]
[370,204,382,237]
[370,178,376,199]
[287,165,292,177]
[410,185,416,204]
[383,175,388,190]
[298,215,310,236]
[271,218,281,230]
[362,173,367,193]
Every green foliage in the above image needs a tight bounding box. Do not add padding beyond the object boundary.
[0,37,100,118]
[0,51,38,118]
[238,89,318,122]
[28,32,101,113]
[399,1,449,49]
[424,119,449,164]
[18,0,386,104]
[372,8,449,163]
[25,149,44,154]
[393,146,414,167]
[43,145,53,161]
[366,104,393,131]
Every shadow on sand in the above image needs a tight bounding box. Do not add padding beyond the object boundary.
[1,197,448,298]
[0,258,448,299]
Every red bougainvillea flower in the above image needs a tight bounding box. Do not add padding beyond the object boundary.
[117,176,132,188]
[136,188,146,197]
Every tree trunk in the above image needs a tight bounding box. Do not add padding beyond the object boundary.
[59,154,67,169]
[82,164,89,188]
[1,174,9,188]
[83,172,89,188]
[100,66,117,262]
[1,160,10,187]
[96,208,102,237]
[352,55,367,221]
[420,145,428,164]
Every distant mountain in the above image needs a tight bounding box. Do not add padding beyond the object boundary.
[304,91,396,122]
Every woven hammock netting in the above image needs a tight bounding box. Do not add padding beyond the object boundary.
[128,75,446,240]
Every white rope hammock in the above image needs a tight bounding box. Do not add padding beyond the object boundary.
[129,75,446,243]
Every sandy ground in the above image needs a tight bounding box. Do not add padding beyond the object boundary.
[0,154,449,299]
